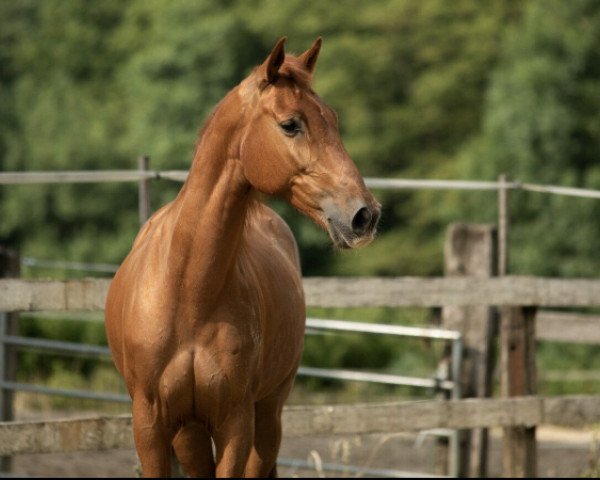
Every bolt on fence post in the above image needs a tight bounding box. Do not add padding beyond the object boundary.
[138,155,151,226]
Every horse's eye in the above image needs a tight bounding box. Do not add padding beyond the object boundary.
[280,119,301,137]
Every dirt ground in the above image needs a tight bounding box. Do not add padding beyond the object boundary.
[7,419,599,478]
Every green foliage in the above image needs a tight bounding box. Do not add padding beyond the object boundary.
[2,1,600,401]
[459,0,600,276]
[0,0,524,276]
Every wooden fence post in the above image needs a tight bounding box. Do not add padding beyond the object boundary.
[442,223,498,477]
[497,172,537,477]
[500,306,537,477]
[0,247,20,472]
[138,155,151,226]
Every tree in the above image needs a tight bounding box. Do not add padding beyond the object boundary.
[0,0,523,277]
[459,0,600,276]
[0,2,138,270]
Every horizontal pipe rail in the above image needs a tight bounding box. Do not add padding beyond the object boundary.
[307,317,461,340]
[18,307,600,344]
[0,381,130,403]
[297,366,453,390]
[21,257,118,274]
[2,317,459,399]
[0,335,110,357]
[3,170,600,200]
[5,319,459,355]
[0,395,598,455]
[0,170,158,184]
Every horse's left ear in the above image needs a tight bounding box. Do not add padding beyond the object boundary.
[262,36,287,83]
[299,37,322,74]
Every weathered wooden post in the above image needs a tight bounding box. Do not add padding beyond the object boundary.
[442,223,498,477]
[497,173,537,477]
[500,306,537,477]
[0,247,19,472]
[138,155,151,226]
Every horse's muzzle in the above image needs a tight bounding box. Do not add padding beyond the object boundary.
[325,202,380,249]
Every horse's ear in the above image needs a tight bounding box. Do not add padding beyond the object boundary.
[299,37,322,74]
[262,37,287,83]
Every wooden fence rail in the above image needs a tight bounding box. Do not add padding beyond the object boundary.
[3,276,600,312]
[535,310,600,344]
[0,395,597,456]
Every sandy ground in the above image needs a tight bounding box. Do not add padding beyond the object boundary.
[7,423,599,478]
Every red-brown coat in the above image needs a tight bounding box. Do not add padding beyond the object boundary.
[104,37,380,478]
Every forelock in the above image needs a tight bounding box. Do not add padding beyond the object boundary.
[277,55,312,89]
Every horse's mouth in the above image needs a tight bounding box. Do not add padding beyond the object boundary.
[295,200,378,250]
[326,219,374,250]
[328,226,352,249]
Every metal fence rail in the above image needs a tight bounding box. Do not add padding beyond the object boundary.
[0,318,462,404]
[302,318,462,399]
[3,169,600,199]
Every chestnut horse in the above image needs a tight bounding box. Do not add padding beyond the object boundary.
[105,37,380,478]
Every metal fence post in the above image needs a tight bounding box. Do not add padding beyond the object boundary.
[138,155,151,225]
[0,247,20,472]
[497,173,509,276]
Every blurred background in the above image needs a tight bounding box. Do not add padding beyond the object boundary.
[1,0,600,278]
[0,1,599,475]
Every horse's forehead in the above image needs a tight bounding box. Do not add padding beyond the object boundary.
[271,85,330,119]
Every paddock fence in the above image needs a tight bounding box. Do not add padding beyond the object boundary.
[2,165,600,477]
[0,395,598,454]
[1,275,600,477]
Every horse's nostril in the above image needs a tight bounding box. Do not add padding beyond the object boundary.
[351,207,373,235]
[371,208,381,229]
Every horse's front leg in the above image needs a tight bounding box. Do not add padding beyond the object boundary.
[212,400,255,477]
[245,374,296,478]
[132,394,173,477]
[244,398,283,478]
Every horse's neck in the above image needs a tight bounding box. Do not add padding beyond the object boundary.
[169,89,252,303]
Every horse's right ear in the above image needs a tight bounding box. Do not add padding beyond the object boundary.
[262,37,287,83]
[298,37,322,74]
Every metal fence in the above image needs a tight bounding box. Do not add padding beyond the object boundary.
[0,315,462,404]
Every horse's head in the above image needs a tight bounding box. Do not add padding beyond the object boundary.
[239,37,380,249]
